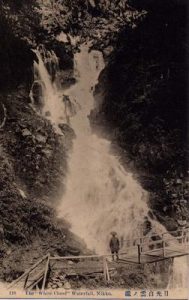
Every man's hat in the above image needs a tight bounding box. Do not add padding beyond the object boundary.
[111,231,117,236]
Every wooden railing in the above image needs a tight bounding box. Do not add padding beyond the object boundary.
[8,228,189,291]
[138,228,189,261]
[8,254,50,290]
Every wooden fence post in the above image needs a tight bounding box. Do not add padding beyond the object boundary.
[138,244,141,264]
[103,256,107,281]
[162,234,165,257]
[102,256,110,282]
[162,240,165,257]
[24,273,30,289]
[105,258,110,282]
[8,254,49,290]
[41,253,50,290]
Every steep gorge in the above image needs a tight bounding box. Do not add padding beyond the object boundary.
[92,0,189,230]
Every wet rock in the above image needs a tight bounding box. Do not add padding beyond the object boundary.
[51,41,73,70]
[57,282,64,288]
[176,178,182,184]
[67,247,80,256]
[30,81,44,108]
[18,189,27,199]
[59,274,66,281]
[103,46,114,57]
[35,134,47,144]
[41,149,52,158]
[21,128,32,137]
[64,281,71,289]
[52,284,58,289]
[45,111,51,117]
[88,0,96,8]
[59,123,76,139]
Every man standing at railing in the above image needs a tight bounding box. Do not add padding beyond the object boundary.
[177,215,187,243]
[109,232,120,261]
[177,215,187,234]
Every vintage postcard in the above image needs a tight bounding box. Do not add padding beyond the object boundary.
[0,0,188,299]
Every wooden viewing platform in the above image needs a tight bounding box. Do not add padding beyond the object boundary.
[8,228,189,291]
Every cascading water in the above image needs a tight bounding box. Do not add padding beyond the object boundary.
[168,256,189,289]
[30,41,188,288]
[58,44,167,254]
[30,47,67,129]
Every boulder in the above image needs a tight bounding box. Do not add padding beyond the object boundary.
[21,128,32,137]
[57,281,64,288]
[52,284,58,289]
[103,46,114,57]
[41,149,52,158]
[35,134,47,144]
[64,281,71,289]
[88,0,96,8]
[59,274,66,281]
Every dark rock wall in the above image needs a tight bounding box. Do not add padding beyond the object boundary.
[94,0,189,226]
[0,30,34,90]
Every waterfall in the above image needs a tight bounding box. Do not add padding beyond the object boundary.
[30,42,188,288]
[58,44,167,254]
[168,256,189,292]
[30,47,67,129]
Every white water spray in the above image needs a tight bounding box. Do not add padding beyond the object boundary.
[169,256,189,288]
[30,42,188,288]
[58,44,167,254]
[30,47,67,128]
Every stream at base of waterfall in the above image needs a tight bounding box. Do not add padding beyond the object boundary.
[31,41,188,288]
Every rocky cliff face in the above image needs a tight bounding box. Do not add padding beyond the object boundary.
[92,0,189,229]
[0,0,82,281]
